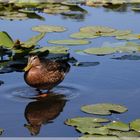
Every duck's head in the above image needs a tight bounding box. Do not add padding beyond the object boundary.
[24,55,40,72]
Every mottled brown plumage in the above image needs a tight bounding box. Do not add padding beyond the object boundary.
[24,55,70,91]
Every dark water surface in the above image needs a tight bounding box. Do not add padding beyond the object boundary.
[1,4,140,137]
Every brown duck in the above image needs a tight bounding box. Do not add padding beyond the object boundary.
[24,55,70,93]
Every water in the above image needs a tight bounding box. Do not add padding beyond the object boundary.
[1,3,140,137]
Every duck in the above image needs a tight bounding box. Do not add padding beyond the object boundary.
[24,55,70,95]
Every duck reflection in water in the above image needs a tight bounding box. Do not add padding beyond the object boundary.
[24,93,67,136]
[24,55,70,97]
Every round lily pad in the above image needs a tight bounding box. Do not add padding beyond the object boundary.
[76,126,109,135]
[80,26,116,34]
[32,25,66,33]
[70,32,99,39]
[103,30,132,37]
[116,34,140,40]
[48,39,90,45]
[106,121,130,131]
[65,117,110,127]
[83,47,117,55]
[81,103,128,115]
[130,119,140,132]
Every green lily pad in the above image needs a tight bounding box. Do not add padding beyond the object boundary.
[48,39,90,45]
[0,31,14,48]
[79,135,119,140]
[23,32,46,48]
[73,62,100,67]
[32,25,66,33]
[76,126,109,135]
[108,130,140,137]
[80,26,116,35]
[31,46,69,54]
[81,103,128,115]
[116,34,140,40]
[103,30,132,37]
[130,119,140,132]
[106,121,130,131]
[83,47,117,55]
[65,117,110,127]
[70,32,99,39]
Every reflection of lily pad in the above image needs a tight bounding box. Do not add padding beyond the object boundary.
[0,31,14,48]
[130,119,140,132]
[106,121,129,131]
[65,117,110,127]
[81,103,128,115]
[116,34,140,40]
[48,39,90,45]
[31,46,69,54]
[70,32,99,39]
[112,55,140,60]
[0,80,4,85]
[80,26,115,34]
[73,62,100,67]
[32,25,66,33]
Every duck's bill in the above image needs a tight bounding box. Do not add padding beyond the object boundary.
[24,64,32,71]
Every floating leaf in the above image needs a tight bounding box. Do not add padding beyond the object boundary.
[80,26,116,35]
[31,46,69,54]
[0,32,14,48]
[106,121,130,131]
[103,30,132,37]
[48,39,90,45]
[76,126,109,135]
[108,130,140,137]
[83,47,116,55]
[130,119,140,132]
[116,34,140,40]
[81,103,128,115]
[79,135,119,140]
[65,117,110,127]
[73,62,100,67]
[32,25,66,33]
[23,32,46,48]
[70,32,99,39]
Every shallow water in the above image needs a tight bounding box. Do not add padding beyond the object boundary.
[1,3,140,137]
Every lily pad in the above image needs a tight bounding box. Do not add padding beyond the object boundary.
[103,30,132,37]
[23,32,46,48]
[83,47,117,55]
[31,46,69,54]
[32,25,66,33]
[65,117,110,127]
[116,34,140,40]
[108,130,140,137]
[106,121,130,131]
[48,39,90,45]
[70,32,99,39]
[81,103,128,115]
[76,126,109,135]
[73,62,100,67]
[130,119,140,132]
[80,26,116,35]
[0,31,14,48]
[112,55,140,60]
